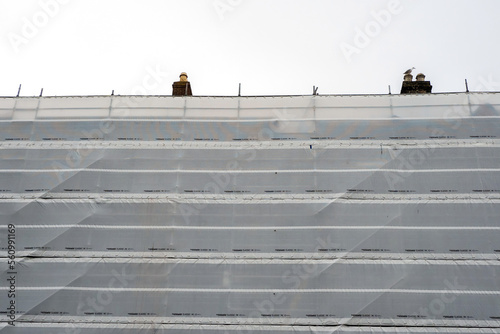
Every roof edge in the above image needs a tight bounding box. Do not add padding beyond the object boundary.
[1,91,500,99]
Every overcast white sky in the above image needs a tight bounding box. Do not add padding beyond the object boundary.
[1,0,499,97]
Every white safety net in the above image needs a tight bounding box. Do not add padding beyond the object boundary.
[0,93,499,333]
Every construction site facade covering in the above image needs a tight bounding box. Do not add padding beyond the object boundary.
[0,92,500,333]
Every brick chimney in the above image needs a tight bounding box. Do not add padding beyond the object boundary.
[400,73,432,94]
[172,72,193,96]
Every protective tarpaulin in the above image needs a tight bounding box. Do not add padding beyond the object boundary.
[1,93,500,333]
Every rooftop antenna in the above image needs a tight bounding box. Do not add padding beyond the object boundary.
[16,84,21,97]
[238,83,241,96]
[39,88,43,97]
[465,79,469,93]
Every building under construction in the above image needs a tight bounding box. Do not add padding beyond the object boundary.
[0,74,499,333]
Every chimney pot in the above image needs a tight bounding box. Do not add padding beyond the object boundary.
[416,73,426,81]
[172,72,193,96]
[404,73,413,82]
